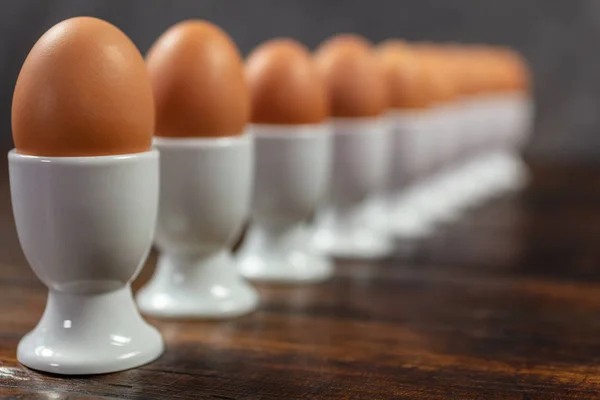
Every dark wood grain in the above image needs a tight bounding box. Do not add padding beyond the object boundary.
[3,162,600,399]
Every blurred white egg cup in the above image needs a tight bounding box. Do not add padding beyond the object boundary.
[137,134,259,319]
[359,119,393,239]
[433,96,510,219]
[312,117,394,258]
[475,94,514,197]
[237,124,333,283]
[9,150,164,375]
[439,98,486,210]
[407,102,467,226]
[458,92,530,206]
[365,110,434,239]
[364,104,466,235]
[493,92,534,193]
[444,95,499,209]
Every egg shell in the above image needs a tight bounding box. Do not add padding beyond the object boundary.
[316,35,388,117]
[413,44,457,104]
[377,40,429,109]
[501,49,532,93]
[12,17,154,157]
[458,47,489,96]
[246,38,328,125]
[438,44,473,98]
[147,20,249,137]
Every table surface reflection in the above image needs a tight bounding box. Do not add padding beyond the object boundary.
[2,163,600,399]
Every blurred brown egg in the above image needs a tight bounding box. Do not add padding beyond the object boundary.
[319,33,373,53]
[246,38,328,125]
[377,40,429,109]
[12,17,154,157]
[316,34,388,117]
[443,44,476,99]
[413,43,457,105]
[486,49,512,93]
[147,20,249,137]
[462,45,493,96]
[500,48,532,94]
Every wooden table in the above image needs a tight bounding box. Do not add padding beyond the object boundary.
[2,163,600,399]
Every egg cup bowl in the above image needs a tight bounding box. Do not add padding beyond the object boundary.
[137,134,259,319]
[236,124,333,284]
[9,150,163,375]
[312,117,394,259]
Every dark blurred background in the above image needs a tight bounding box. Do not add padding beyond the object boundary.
[0,0,593,163]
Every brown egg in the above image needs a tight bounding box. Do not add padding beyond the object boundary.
[488,48,507,91]
[318,33,373,53]
[461,46,493,96]
[377,40,429,109]
[147,20,249,137]
[246,38,328,125]
[315,34,388,117]
[442,44,475,99]
[412,43,457,105]
[12,17,154,157]
[499,48,531,94]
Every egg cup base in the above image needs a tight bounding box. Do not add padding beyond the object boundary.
[137,250,259,319]
[237,224,334,284]
[312,214,394,259]
[410,175,465,225]
[17,285,164,375]
[385,206,435,240]
[238,252,334,284]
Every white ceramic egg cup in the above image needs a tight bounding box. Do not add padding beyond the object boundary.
[361,119,393,239]
[454,93,530,206]
[137,135,259,319]
[443,95,501,209]
[312,117,394,259]
[237,124,333,283]
[475,94,516,195]
[373,110,438,240]
[431,97,510,218]
[9,150,164,375]
[406,102,467,226]
[438,98,486,210]
[427,101,480,218]
[491,93,534,193]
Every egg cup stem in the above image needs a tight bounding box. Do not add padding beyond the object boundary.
[138,249,258,319]
[238,220,333,283]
